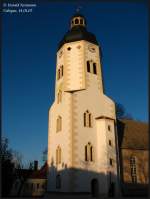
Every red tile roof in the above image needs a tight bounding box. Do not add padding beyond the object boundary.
[29,161,48,179]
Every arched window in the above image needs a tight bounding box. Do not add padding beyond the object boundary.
[85,143,93,162]
[56,146,61,165]
[130,156,137,183]
[85,145,88,161]
[61,65,63,76]
[75,18,79,24]
[57,69,60,80]
[84,112,86,127]
[56,149,58,164]
[108,125,111,131]
[86,61,97,75]
[93,63,97,74]
[56,174,61,188]
[87,61,90,72]
[109,158,113,166]
[89,113,92,127]
[57,90,62,103]
[56,116,62,132]
[56,117,59,132]
[83,110,92,127]
[90,146,93,161]
[80,19,83,24]
[109,140,112,146]
[58,147,61,164]
[57,66,63,80]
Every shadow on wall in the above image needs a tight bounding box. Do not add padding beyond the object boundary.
[47,162,118,197]
[116,119,125,195]
[116,120,125,149]
[47,157,149,197]
[121,183,149,197]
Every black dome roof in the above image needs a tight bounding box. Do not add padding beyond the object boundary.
[58,26,98,50]
[57,13,99,50]
[71,13,85,19]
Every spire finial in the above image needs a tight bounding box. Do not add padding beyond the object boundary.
[76,6,82,13]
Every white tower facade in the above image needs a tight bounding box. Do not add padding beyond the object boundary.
[47,14,119,196]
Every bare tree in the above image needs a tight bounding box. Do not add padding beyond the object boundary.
[1,137,15,196]
[115,102,133,120]
[42,147,48,162]
[12,150,23,169]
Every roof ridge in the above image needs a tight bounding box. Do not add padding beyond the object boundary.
[119,119,148,125]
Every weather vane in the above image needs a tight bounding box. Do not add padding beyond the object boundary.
[76,6,82,13]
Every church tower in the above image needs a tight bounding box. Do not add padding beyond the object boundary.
[47,13,119,196]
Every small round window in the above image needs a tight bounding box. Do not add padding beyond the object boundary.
[67,47,71,51]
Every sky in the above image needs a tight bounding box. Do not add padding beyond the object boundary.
[2,0,148,167]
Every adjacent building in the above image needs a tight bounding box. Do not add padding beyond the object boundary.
[10,161,48,197]
[117,119,149,196]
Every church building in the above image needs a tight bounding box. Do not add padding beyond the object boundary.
[47,13,148,197]
[47,13,119,196]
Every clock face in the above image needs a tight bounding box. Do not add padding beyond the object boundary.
[77,45,81,49]
[88,45,96,53]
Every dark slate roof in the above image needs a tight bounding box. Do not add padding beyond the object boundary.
[71,13,85,19]
[15,162,48,180]
[117,119,149,150]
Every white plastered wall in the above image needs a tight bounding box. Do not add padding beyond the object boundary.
[47,40,118,194]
